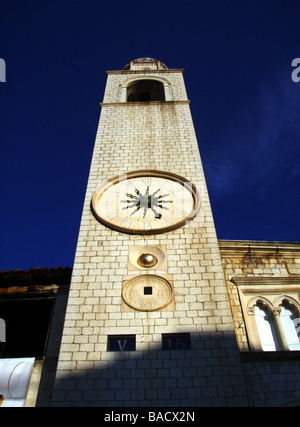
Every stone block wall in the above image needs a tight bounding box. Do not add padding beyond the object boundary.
[51,66,248,406]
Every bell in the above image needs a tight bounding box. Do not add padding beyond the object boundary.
[137,253,158,268]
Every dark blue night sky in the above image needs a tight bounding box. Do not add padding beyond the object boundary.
[1,0,300,270]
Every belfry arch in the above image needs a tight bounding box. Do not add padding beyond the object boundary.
[118,76,174,102]
[127,79,165,102]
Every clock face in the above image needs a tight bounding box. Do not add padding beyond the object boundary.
[92,171,199,234]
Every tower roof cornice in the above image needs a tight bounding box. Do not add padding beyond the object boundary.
[123,57,168,70]
[106,69,184,75]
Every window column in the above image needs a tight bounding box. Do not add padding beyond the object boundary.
[279,303,300,350]
[271,307,290,351]
[254,304,280,351]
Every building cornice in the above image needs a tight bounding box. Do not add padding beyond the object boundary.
[106,69,184,75]
[100,100,190,107]
[231,276,300,288]
[218,239,300,257]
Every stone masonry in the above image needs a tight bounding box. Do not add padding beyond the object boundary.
[51,58,249,406]
[219,240,300,406]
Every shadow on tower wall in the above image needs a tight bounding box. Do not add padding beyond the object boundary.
[36,330,252,407]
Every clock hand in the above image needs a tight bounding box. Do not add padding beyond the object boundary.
[120,199,137,204]
[122,203,138,210]
[126,192,136,199]
[130,205,141,215]
[158,194,172,200]
[151,206,162,219]
[121,187,171,219]
[151,188,161,197]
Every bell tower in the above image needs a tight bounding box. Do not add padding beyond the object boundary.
[52,58,248,407]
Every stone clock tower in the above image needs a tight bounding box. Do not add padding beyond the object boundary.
[52,58,248,407]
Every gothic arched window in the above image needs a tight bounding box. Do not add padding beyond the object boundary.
[232,277,300,352]
[254,303,280,351]
[280,302,300,351]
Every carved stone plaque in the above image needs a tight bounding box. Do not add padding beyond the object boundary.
[122,275,174,311]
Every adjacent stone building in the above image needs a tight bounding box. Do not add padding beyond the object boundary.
[220,240,300,407]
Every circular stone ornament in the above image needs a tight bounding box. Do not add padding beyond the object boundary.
[122,275,173,311]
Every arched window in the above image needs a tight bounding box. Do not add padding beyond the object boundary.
[254,303,280,351]
[232,276,300,352]
[280,302,300,351]
[126,79,165,102]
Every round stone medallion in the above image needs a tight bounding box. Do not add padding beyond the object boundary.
[122,275,173,311]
